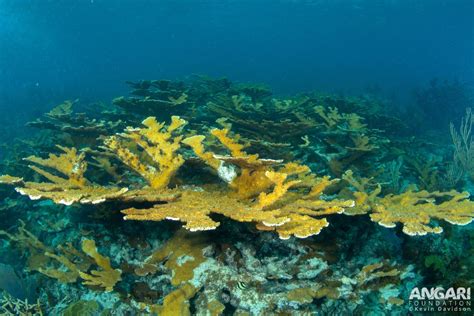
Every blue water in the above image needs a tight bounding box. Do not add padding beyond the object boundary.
[1,0,473,113]
[0,1,473,315]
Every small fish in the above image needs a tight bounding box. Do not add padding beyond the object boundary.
[236,281,248,290]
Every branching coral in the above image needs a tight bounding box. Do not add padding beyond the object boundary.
[347,135,378,152]
[122,189,288,232]
[348,261,411,308]
[26,100,123,145]
[78,239,122,292]
[125,124,355,239]
[134,230,207,285]
[258,173,354,239]
[255,171,300,210]
[184,128,283,199]
[206,95,315,142]
[0,227,86,284]
[210,128,247,158]
[0,292,43,316]
[122,168,353,239]
[112,79,193,118]
[39,239,122,292]
[1,145,179,205]
[309,105,385,177]
[0,220,50,264]
[4,146,126,205]
[39,251,86,284]
[342,170,474,235]
[342,170,381,215]
[0,175,23,184]
[314,106,343,130]
[3,115,353,239]
[159,283,199,316]
[3,105,471,242]
[139,283,199,316]
[370,190,474,236]
[314,106,367,133]
[183,128,355,238]
[0,223,120,291]
[286,260,411,311]
[405,156,440,191]
[134,231,206,315]
[356,261,402,285]
[25,146,88,187]
[104,116,186,189]
[181,135,221,170]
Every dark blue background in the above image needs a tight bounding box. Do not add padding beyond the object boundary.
[1,0,473,117]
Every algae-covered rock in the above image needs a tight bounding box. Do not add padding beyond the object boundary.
[63,300,100,316]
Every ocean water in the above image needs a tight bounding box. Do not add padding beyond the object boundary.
[0,1,473,315]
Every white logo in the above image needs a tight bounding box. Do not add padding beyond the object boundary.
[408,287,471,313]
[409,287,471,300]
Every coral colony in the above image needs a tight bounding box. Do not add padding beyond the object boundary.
[0,77,472,314]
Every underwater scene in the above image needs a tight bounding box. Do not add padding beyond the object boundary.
[0,1,473,315]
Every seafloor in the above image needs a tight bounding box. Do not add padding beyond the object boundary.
[0,76,472,315]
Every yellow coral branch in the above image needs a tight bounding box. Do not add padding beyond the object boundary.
[210,128,246,157]
[24,146,88,187]
[78,239,122,292]
[256,171,300,210]
[370,190,474,236]
[182,135,221,170]
[105,116,186,189]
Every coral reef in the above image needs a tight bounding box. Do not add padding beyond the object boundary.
[27,100,124,146]
[0,76,472,315]
[122,123,354,239]
[370,190,474,236]
[112,80,192,118]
